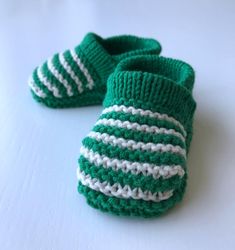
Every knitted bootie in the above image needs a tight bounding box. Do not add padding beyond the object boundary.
[77,55,196,218]
[28,33,161,108]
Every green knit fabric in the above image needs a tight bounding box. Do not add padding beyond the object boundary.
[77,55,196,217]
[28,33,161,108]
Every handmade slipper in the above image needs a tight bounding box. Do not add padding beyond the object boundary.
[28,33,161,108]
[77,55,196,217]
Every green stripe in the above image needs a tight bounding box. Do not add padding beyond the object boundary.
[99,111,185,141]
[74,46,100,83]
[82,137,186,167]
[41,60,68,97]
[31,89,105,108]
[77,179,186,217]
[63,50,89,91]
[52,53,80,95]
[92,124,185,149]
[79,156,185,193]
[32,67,52,97]
[185,130,193,151]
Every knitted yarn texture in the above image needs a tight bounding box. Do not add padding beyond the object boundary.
[77,55,196,217]
[28,33,161,108]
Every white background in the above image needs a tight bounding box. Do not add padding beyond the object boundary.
[0,0,235,249]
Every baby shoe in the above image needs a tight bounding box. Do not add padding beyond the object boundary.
[28,33,161,108]
[77,55,196,217]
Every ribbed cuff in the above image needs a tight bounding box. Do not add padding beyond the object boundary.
[105,35,162,62]
[103,70,196,127]
[77,33,162,86]
[78,33,116,84]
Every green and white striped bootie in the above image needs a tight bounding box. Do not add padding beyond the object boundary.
[77,55,196,217]
[28,33,161,108]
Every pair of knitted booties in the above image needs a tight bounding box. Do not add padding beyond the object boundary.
[29,33,196,218]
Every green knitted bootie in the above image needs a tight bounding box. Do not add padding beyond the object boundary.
[77,55,196,218]
[28,33,161,108]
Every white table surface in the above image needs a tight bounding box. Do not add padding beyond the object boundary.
[0,0,235,249]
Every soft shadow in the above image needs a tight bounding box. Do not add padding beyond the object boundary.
[174,107,227,211]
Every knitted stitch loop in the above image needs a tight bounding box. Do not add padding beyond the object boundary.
[77,55,196,217]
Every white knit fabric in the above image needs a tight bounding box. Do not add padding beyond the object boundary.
[58,52,84,93]
[87,131,186,158]
[70,50,94,90]
[37,66,62,98]
[28,76,47,98]
[77,169,174,202]
[102,105,186,137]
[95,118,185,143]
[80,146,185,179]
[47,57,74,97]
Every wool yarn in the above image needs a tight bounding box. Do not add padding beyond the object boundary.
[77,55,196,217]
[28,33,161,108]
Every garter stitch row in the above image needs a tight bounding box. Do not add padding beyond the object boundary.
[28,33,161,108]
[77,55,196,217]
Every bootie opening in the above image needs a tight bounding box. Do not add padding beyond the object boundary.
[101,35,161,60]
[115,56,195,92]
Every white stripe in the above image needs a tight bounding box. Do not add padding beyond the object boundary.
[80,146,185,179]
[102,105,186,137]
[70,49,94,90]
[95,118,185,143]
[58,53,83,93]
[88,131,186,158]
[77,169,174,202]
[28,77,46,98]
[47,57,73,97]
[37,66,62,98]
